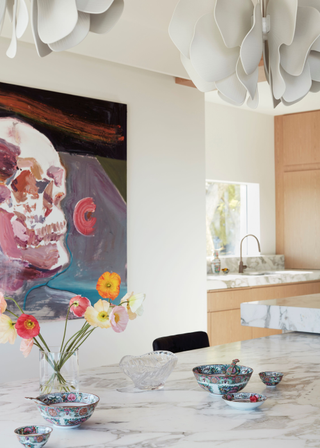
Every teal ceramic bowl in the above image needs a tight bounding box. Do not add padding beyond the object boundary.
[35,392,99,428]
[14,425,52,447]
[193,363,253,395]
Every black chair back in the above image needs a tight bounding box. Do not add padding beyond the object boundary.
[152,331,209,353]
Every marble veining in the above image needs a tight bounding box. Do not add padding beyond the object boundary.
[207,269,320,291]
[2,333,320,447]
[241,293,320,333]
[206,254,285,275]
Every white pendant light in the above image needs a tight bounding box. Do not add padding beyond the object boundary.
[169,0,320,108]
[2,0,124,58]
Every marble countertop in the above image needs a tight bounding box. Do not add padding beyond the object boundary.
[207,269,320,291]
[2,333,320,447]
[241,293,320,333]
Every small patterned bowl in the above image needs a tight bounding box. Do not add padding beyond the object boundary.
[193,362,253,395]
[222,392,267,410]
[259,371,283,387]
[14,425,52,447]
[35,392,99,428]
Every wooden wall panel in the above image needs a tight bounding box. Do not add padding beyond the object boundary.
[282,111,320,167]
[275,116,284,254]
[284,170,320,268]
[275,110,320,268]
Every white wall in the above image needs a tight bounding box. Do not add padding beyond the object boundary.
[205,101,275,255]
[0,40,206,383]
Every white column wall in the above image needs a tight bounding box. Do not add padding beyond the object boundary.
[205,102,275,255]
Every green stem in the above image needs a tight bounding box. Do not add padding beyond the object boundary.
[65,323,90,354]
[6,309,19,319]
[58,327,95,371]
[38,333,51,352]
[59,324,90,368]
[5,297,24,315]
[34,336,46,353]
[60,305,71,353]
[73,327,95,351]
[61,322,87,354]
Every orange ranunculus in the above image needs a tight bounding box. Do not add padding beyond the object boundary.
[96,272,121,300]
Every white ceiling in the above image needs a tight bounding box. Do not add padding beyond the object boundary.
[1,0,320,116]
[1,0,188,78]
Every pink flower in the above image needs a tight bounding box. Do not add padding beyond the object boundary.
[109,306,129,333]
[69,295,91,317]
[20,338,34,358]
[68,393,76,401]
[0,292,7,315]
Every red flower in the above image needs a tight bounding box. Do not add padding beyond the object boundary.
[250,395,259,403]
[69,295,91,317]
[16,314,40,339]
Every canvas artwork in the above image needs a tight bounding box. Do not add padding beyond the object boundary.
[0,82,127,321]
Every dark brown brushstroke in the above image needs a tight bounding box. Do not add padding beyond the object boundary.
[0,92,125,145]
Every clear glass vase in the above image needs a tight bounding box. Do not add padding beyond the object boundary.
[39,347,79,394]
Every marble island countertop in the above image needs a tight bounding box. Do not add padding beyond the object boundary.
[207,269,320,291]
[2,333,320,447]
[241,293,320,333]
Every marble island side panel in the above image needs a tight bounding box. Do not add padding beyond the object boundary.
[241,293,320,333]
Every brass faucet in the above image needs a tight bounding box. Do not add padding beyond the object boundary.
[239,234,261,273]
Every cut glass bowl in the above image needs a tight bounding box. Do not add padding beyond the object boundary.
[119,351,178,390]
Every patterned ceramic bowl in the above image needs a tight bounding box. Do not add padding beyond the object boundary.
[193,362,253,395]
[222,392,267,410]
[259,371,283,387]
[14,425,52,447]
[35,392,99,428]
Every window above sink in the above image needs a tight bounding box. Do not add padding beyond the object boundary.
[206,180,260,257]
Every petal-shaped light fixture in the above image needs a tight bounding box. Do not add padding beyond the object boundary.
[170,0,320,108]
[1,0,124,58]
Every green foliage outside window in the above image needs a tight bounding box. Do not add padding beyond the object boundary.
[206,181,244,256]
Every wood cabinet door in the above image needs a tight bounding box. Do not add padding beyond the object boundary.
[282,111,320,167]
[284,170,320,268]
[208,309,253,346]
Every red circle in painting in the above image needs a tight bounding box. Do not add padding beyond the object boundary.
[73,197,97,236]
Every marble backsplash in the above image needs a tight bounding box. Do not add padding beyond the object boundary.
[207,254,285,275]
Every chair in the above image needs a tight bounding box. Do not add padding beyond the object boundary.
[152,331,210,353]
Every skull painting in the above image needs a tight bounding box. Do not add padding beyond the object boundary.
[0,117,69,291]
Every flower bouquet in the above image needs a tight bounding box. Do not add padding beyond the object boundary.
[0,271,145,393]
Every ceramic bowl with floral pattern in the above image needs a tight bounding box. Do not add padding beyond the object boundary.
[14,425,52,447]
[35,392,99,428]
[222,392,267,410]
[259,371,283,387]
[193,363,253,395]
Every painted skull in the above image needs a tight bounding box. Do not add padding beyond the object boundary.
[0,117,69,273]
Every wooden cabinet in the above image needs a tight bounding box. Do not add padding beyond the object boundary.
[283,170,320,268]
[207,280,320,346]
[275,111,320,268]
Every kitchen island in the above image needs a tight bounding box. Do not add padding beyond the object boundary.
[241,293,320,333]
[1,332,319,447]
[207,267,320,346]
